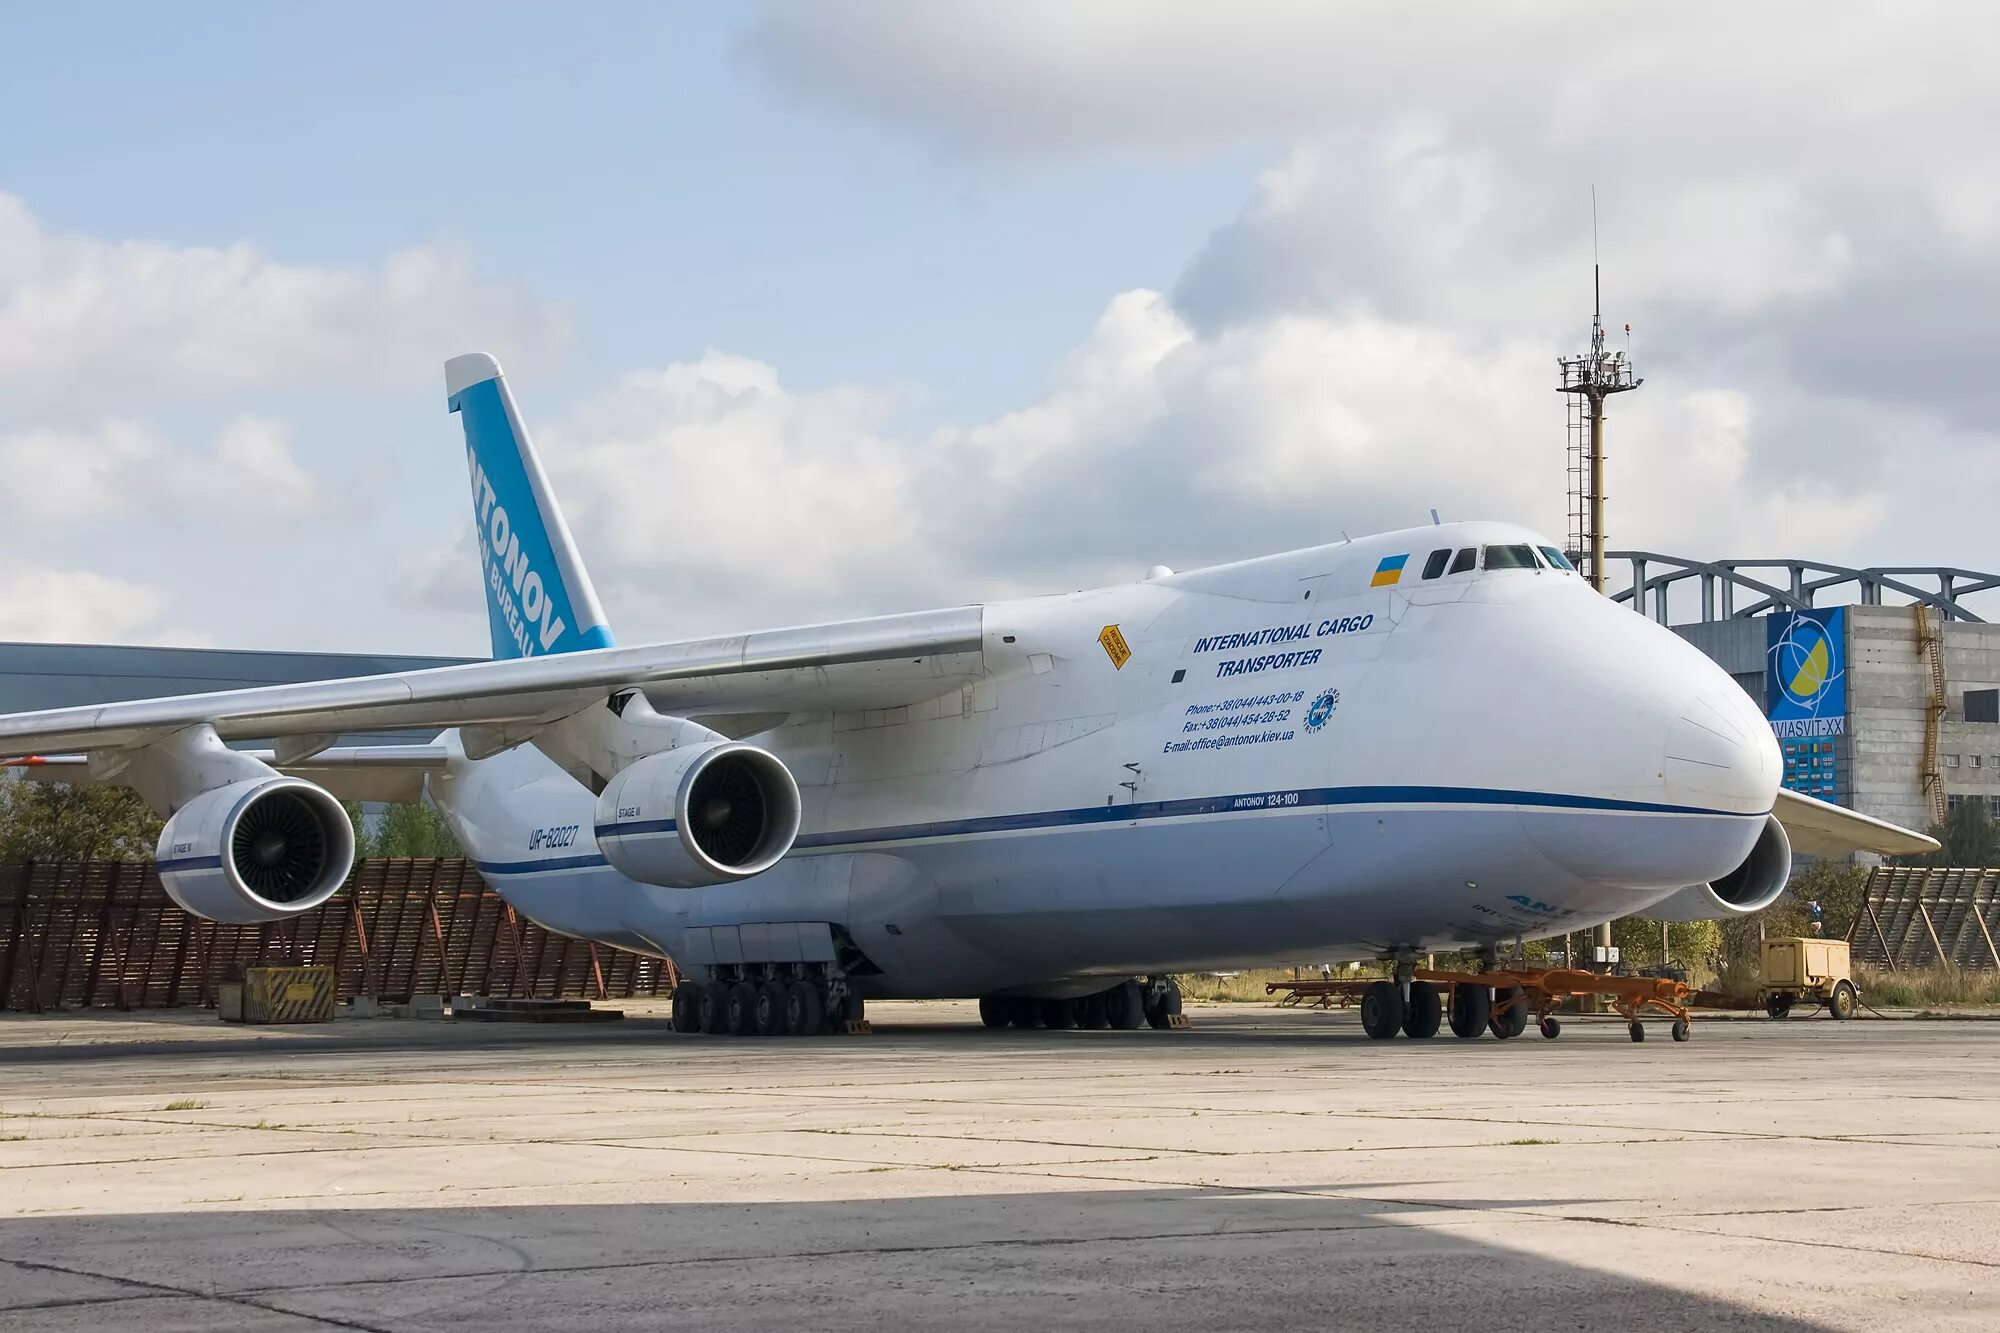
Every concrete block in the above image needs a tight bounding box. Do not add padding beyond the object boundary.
[347,995,380,1019]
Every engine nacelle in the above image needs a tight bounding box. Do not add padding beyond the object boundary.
[1646,814,1793,922]
[594,742,801,887]
[156,777,355,924]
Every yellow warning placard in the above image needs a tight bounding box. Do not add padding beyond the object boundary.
[1098,624,1131,670]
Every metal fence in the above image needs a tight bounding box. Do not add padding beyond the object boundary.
[1850,865,2000,971]
[0,859,678,1012]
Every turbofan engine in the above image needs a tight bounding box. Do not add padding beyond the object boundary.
[594,742,801,887]
[155,777,356,924]
[1645,814,1793,921]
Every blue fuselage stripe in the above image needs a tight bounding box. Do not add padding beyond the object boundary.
[156,855,224,873]
[595,819,677,838]
[474,785,1762,877]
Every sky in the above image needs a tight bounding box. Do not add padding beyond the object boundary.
[3,1,1997,653]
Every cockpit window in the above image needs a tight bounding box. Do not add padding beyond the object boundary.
[1448,547,1476,575]
[1421,548,1451,580]
[1538,546,1574,572]
[1483,544,1538,571]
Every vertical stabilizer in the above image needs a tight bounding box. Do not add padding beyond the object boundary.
[445,353,614,659]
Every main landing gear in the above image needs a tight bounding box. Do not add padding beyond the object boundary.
[978,976,1187,1032]
[672,963,864,1037]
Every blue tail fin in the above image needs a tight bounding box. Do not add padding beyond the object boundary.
[446,353,614,659]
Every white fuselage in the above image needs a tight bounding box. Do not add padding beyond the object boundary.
[431,522,1779,998]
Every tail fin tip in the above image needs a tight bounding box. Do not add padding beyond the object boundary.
[445,351,503,404]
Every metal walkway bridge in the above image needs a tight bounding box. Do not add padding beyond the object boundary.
[1606,554,2000,625]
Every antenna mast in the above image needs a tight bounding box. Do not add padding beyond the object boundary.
[1560,187,1642,593]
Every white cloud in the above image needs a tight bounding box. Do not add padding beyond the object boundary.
[0,193,566,406]
[745,3,1999,167]
[206,416,317,517]
[0,415,317,528]
[0,568,182,645]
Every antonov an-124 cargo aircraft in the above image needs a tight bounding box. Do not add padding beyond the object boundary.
[0,354,1936,1040]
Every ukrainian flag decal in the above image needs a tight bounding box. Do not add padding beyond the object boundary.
[1371,554,1408,588]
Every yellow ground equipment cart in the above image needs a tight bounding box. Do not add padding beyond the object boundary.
[1762,937,1859,1020]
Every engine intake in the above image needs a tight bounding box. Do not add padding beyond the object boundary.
[1647,814,1793,921]
[594,742,801,887]
[156,777,355,924]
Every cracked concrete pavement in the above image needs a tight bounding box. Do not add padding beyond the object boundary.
[0,1001,1995,1330]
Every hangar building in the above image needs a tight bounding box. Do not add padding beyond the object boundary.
[1613,555,2000,842]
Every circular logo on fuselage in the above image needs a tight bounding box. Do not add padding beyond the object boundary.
[1305,687,1340,732]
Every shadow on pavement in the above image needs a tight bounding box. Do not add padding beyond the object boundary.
[0,1184,1840,1332]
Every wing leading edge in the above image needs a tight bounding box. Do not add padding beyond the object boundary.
[0,606,987,758]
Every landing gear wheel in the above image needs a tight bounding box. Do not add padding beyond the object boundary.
[978,996,1008,1029]
[1671,1018,1691,1042]
[671,981,702,1033]
[725,981,758,1036]
[1628,1020,1646,1043]
[753,980,788,1037]
[1402,980,1442,1038]
[1828,980,1858,1020]
[1039,998,1077,1030]
[1766,993,1795,1019]
[785,980,825,1037]
[1079,993,1110,1030]
[1105,980,1146,1030]
[1448,983,1490,1039]
[1144,977,1184,1030]
[699,980,729,1035]
[1538,1016,1562,1040]
[1007,997,1039,1029]
[1360,980,1406,1039]
[1489,984,1528,1040]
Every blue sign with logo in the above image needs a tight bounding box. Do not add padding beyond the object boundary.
[1766,608,1846,739]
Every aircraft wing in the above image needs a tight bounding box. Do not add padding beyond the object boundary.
[8,745,450,803]
[0,606,986,758]
[1772,787,1939,858]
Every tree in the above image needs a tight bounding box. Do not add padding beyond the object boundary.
[0,774,163,861]
[1911,799,2000,868]
[346,799,462,858]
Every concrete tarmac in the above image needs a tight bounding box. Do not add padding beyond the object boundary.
[0,1000,1996,1331]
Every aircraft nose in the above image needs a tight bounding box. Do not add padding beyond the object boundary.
[1663,676,1781,814]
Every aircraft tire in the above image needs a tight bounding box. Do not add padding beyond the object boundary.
[725,981,758,1036]
[1079,992,1110,1030]
[1007,997,1040,1029]
[1402,980,1442,1038]
[1448,982,1490,1038]
[785,980,824,1037]
[1039,998,1077,1030]
[1105,980,1146,1030]
[753,980,788,1037]
[978,996,1009,1029]
[1489,985,1528,1039]
[1360,980,1404,1039]
[1144,977,1183,1029]
[699,981,729,1035]
[671,981,702,1033]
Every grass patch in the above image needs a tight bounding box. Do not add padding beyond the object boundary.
[161,1099,208,1112]
[1857,965,2000,1009]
